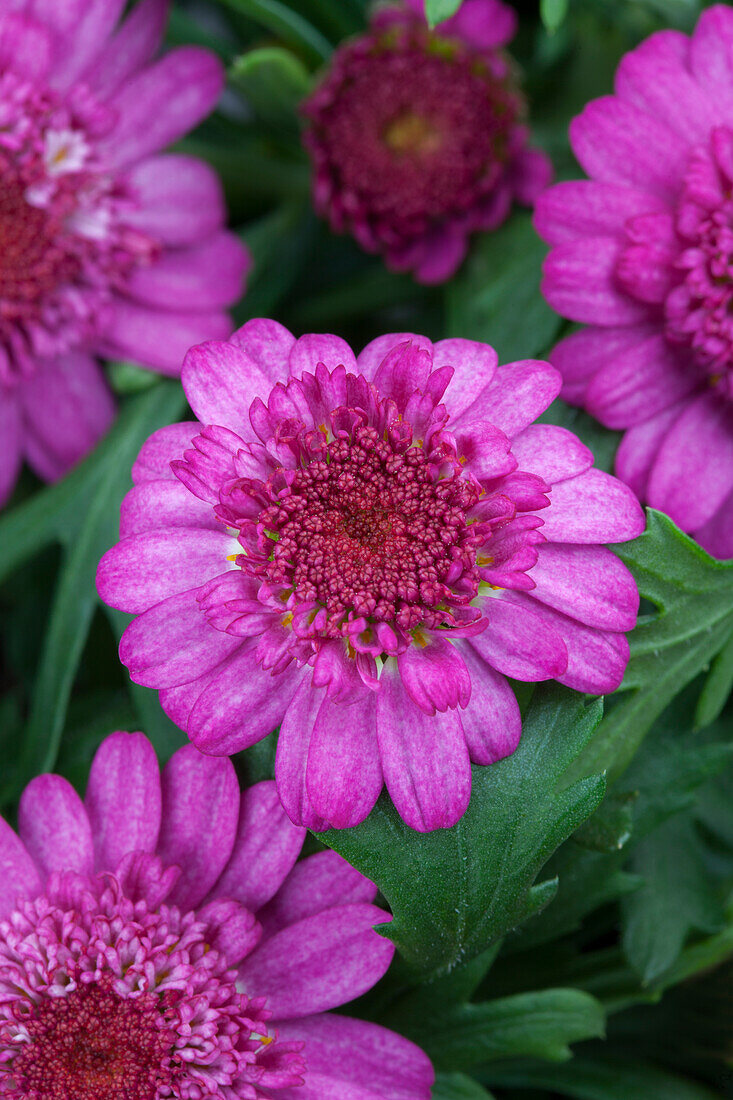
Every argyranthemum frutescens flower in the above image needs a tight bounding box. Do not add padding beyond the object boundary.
[0,731,433,1099]
[302,0,551,283]
[0,0,249,505]
[535,3,733,558]
[97,321,645,833]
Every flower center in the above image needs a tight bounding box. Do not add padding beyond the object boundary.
[383,111,444,156]
[9,979,174,1100]
[665,126,733,398]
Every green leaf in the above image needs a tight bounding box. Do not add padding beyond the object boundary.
[432,1074,496,1100]
[569,510,733,784]
[695,627,733,728]
[541,0,570,33]
[574,793,635,854]
[622,814,725,984]
[318,686,605,978]
[237,204,318,321]
[424,0,462,28]
[230,47,313,132]
[409,989,605,1069]
[107,361,160,395]
[445,213,562,362]
[212,0,331,64]
[484,1056,722,1100]
[0,382,186,799]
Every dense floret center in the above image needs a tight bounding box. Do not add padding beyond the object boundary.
[0,176,78,318]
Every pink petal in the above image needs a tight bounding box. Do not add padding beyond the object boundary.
[305,694,383,829]
[356,332,433,382]
[376,664,471,832]
[119,586,242,689]
[120,479,220,537]
[397,635,471,715]
[510,424,593,485]
[550,324,656,406]
[534,180,666,245]
[124,232,248,310]
[695,488,733,560]
[237,903,394,1020]
[0,820,42,918]
[196,898,261,965]
[690,5,733,114]
[647,390,733,531]
[124,154,226,246]
[542,237,651,326]
[457,359,561,439]
[210,781,305,912]
[275,1013,433,1100]
[96,530,234,614]
[288,333,357,378]
[230,318,296,379]
[88,0,168,99]
[188,644,299,754]
[100,47,224,168]
[614,400,686,500]
[373,341,433,412]
[258,850,377,938]
[101,298,233,375]
[0,12,52,80]
[470,596,568,680]
[157,744,240,910]
[85,731,162,872]
[433,337,498,420]
[45,0,126,89]
[182,339,271,435]
[0,389,22,506]
[456,642,521,765]
[528,543,638,631]
[19,353,115,482]
[18,775,94,878]
[569,95,688,202]
[453,419,516,481]
[275,678,331,832]
[539,468,645,544]
[584,334,697,428]
[131,422,199,484]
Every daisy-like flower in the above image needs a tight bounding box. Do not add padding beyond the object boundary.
[0,731,433,1099]
[0,0,249,506]
[301,0,551,284]
[534,4,733,558]
[97,320,644,833]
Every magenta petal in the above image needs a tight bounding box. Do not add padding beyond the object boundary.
[0,389,22,506]
[433,337,498,419]
[88,0,168,99]
[356,332,433,382]
[695,489,733,560]
[101,299,233,375]
[238,903,394,1020]
[455,642,521,765]
[397,635,471,714]
[120,479,220,537]
[85,731,162,872]
[275,1013,434,1100]
[510,424,593,485]
[157,745,240,911]
[96,530,233,614]
[258,850,377,939]
[124,231,248,310]
[690,5,733,113]
[230,318,296,378]
[131,422,199,484]
[288,333,357,377]
[305,694,383,829]
[182,339,271,436]
[0,820,42,918]
[542,237,651,326]
[549,324,655,407]
[614,400,685,500]
[584,334,697,429]
[647,390,733,531]
[101,47,223,168]
[453,419,515,481]
[0,13,52,81]
[540,468,646,544]
[534,179,665,245]
[458,359,561,439]
[124,154,226,246]
[376,664,471,832]
[18,775,94,879]
[46,0,126,89]
[276,678,331,831]
[188,645,299,754]
[471,596,568,681]
[528,543,639,631]
[196,898,261,965]
[211,781,305,912]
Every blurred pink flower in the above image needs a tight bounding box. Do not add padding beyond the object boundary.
[97,320,644,833]
[535,4,733,558]
[0,731,432,1099]
[0,0,249,505]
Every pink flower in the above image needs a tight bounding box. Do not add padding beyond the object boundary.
[0,731,433,1099]
[0,0,250,507]
[97,320,644,833]
[534,4,733,559]
[301,0,551,284]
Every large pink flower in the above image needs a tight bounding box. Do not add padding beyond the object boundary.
[0,731,432,1099]
[97,320,644,833]
[0,0,250,506]
[302,0,551,284]
[534,4,733,558]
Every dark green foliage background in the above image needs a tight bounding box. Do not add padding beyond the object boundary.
[1,1,732,1097]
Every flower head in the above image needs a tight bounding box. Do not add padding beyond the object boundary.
[0,1,249,505]
[97,321,644,833]
[302,0,551,283]
[0,731,432,1099]
[535,3,733,558]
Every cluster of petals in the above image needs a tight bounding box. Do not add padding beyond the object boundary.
[302,0,551,283]
[535,3,733,558]
[0,730,432,1099]
[0,0,249,506]
[97,320,644,833]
